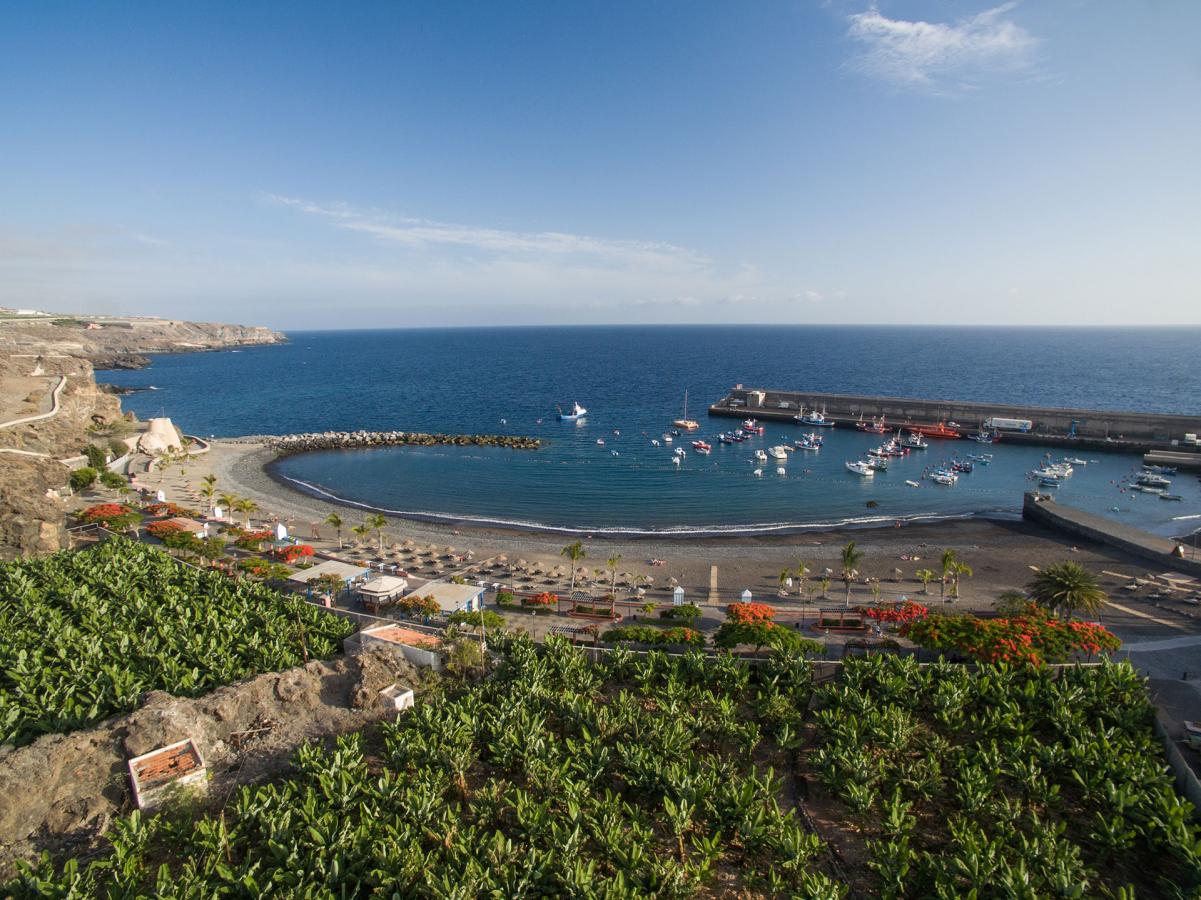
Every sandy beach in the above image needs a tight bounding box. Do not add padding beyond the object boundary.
[119,437,1195,630]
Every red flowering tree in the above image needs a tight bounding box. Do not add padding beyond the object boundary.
[274,544,315,565]
[859,601,928,626]
[144,501,193,518]
[77,503,140,530]
[904,605,1120,666]
[524,591,557,607]
[396,594,440,617]
[145,519,186,540]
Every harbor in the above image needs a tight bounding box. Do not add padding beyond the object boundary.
[709,386,1201,455]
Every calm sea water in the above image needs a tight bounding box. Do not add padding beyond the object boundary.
[99,326,1201,537]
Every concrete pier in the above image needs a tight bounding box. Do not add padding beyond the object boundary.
[1022,492,1201,578]
[709,386,1201,454]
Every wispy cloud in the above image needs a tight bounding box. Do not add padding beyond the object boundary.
[264,194,708,272]
[846,3,1038,93]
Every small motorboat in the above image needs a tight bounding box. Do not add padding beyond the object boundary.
[662,434,673,444]
[1039,476,1061,488]
[856,417,887,434]
[1064,457,1087,466]
[930,473,955,486]
[754,449,768,463]
[970,432,996,444]
[846,460,874,477]
[610,450,619,456]
[596,438,605,446]
[651,439,660,447]
[776,467,786,476]
[1137,473,1171,488]
[674,447,686,457]
[1144,465,1178,476]
[767,445,789,460]
[795,438,821,451]
[557,402,588,421]
[752,468,763,477]
[905,480,921,488]
[866,456,889,471]
[1160,493,1184,501]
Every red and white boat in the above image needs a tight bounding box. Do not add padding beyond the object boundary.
[909,422,961,439]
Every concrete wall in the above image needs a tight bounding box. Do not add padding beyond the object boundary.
[1154,715,1201,809]
[715,387,1201,443]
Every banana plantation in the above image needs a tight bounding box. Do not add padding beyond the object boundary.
[0,538,354,747]
[8,639,1200,897]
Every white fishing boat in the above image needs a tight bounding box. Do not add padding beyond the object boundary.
[557,401,587,421]
[662,434,673,444]
[674,447,686,457]
[754,449,768,463]
[867,456,889,471]
[905,480,921,488]
[899,432,928,450]
[596,438,605,446]
[798,408,835,427]
[1136,473,1171,487]
[930,473,955,485]
[673,390,700,431]
[1064,457,1087,466]
[845,460,874,477]
[767,445,789,460]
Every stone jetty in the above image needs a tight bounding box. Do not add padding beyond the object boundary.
[266,430,540,456]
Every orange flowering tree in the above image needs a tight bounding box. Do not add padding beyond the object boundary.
[77,503,140,529]
[725,602,776,625]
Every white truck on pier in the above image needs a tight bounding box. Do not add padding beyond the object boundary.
[984,417,1033,432]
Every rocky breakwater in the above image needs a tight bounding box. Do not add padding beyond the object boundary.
[267,430,541,456]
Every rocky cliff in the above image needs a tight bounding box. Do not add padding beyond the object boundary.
[0,315,286,368]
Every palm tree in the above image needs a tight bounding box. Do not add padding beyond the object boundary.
[562,540,586,595]
[820,576,831,600]
[351,523,371,548]
[233,498,258,528]
[796,561,811,597]
[219,492,238,520]
[324,512,344,549]
[949,562,973,600]
[1026,562,1107,621]
[365,513,388,553]
[607,553,622,596]
[198,481,216,515]
[201,473,217,492]
[779,568,791,596]
[995,590,1031,616]
[841,540,864,608]
[939,549,957,600]
[915,568,935,594]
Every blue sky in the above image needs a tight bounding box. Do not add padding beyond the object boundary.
[2,1,1199,328]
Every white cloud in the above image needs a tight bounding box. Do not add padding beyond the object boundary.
[264,194,708,272]
[846,3,1038,92]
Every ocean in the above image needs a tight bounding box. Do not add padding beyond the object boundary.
[98,325,1201,537]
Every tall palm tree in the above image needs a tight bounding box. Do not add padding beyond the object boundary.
[796,561,811,597]
[201,473,217,491]
[940,549,957,600]
[1026,562,1107,621]
[949,562,973,600]
[607,553,622,596]
[219,492,238,520]
[779,568,791,596]
[324,512,344,549]
[198,481,216,515]
[562,540,586,596]
[841,540,864,608]
[915,568,935,594]
[233,498,258,528]
[365,513,388,553]
[820,576,831,600]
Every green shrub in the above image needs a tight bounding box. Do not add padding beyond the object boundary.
[108,439,128,458]
[659,603,702,623]
[448,609,505,631]
[69,467,98,491]
[99,470,126,489]
[602,625,705,646]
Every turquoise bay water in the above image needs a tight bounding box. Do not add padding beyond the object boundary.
[99,326,1201,537]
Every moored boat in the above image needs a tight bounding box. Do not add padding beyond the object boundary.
[767,445,789,460]
[673,390,700,431]
[910,422,960,439]
[556,401,588,421]
[845,460,874,477]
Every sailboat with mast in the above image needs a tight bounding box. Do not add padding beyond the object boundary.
[673,389,700,431]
